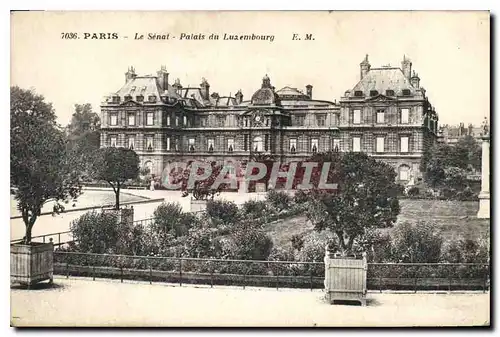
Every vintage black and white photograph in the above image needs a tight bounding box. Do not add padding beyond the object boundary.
[9,10,490,327]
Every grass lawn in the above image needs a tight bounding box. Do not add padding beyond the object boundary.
[265,199,490,250]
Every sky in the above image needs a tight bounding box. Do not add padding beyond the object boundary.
[10,11,490,127]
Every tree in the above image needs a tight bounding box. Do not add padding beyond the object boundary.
[305,152,401,255]
[91,147,139,209]
[391,221,443,263]
[11,86,82,244]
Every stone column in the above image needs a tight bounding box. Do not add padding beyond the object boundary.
[477,134,490,219]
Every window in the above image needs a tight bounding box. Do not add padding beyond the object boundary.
[401,108,409,124]
[399,165,410,181]
[217,116,225,127]
[128,113,135,126]
[145,161,153,175]
[244,135,248,151]
[386,90,395,96]
[402,89,411,96]
[376,109,385,124]
[295,115,305,126]
[201,117,207,127]
[333,138,340,152]
[376,137,385,153]
[166,137,171,151]
[311,139,319,153]
[125,95,132,102]
[208,139,214,152]
[352,137,361,152]
[146,112,154,126]
[110,113,118,126]
[109,135,117,147]
[189,138,195,152]
[227,138,234,152]
[175,137,179,151]
[112,96,120,104]
[183,116,187,126]
[244,117,249,127]
[354,90,363,97]
[166,116,170,126]
[400,136,409,153]
[146,136,154,151]
[128,136,135,150]
[353,109,361,124]
[316,114,326,127]
[289,138,297,153]
[253,136,263,152]
[136,95,144,102]
[148,95,157,103]
[176,117,179,126]
[370,90,379,97]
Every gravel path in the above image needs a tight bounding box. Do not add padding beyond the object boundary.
[11,277,490,327]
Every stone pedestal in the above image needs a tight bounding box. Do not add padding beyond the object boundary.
[477,134,490,219]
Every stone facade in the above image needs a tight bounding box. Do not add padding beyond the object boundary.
[100,56,439,183]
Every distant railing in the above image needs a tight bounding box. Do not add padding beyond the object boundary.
[52,251,490,292]
[10,230,74,247]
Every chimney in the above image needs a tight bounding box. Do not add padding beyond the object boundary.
[156,65,169,92]
[401,55,412,79]
[410,70,420,88]
[468,123,473,136]
[360,54,371,80]
[172,78,183,95]
[459,123,465,137]
[200,78,210,100]
[235,90,243,104]
[305,84,313,99]
[125,66,137,83]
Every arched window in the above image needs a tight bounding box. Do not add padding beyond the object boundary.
[253,136,263,152]
[399,164,410,181]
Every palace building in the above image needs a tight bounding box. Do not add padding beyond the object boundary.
[100,55,439,183]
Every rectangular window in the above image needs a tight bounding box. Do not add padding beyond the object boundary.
[217,116,225,127]
[289,138,297,152]
[316,114,326,127]
[208,139,214,152]
[176,117,179,126]
[311,139,319,152]
[244,135,248,151]
[128,136,135,150]
[110,113,118,126]
[376,110,385,124]
[265,135,269,151]
[136,95,144,102]
[354,91,363,97]
[109,135,117,147]
[146,136,154,150]
[166,116,170,126]
[227,138,234,152]
[183,116,187,126]
[353,109,361,124]
[146,112,154,126]
[189,138,195,152]
[128,113,135,126]
[352,137,361,152]
[401,108,409,124]
[376,137,385,153]
[166,137,171,151]
[333,138,340,151]
[295,115,305,126]
[400,136,409,153]
[201,117,207,127]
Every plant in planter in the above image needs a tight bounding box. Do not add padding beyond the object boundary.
[11,86,82,287]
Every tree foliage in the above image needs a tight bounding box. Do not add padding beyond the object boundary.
[152,202,197,238]
[91,147,139,209]
[11,86,82,244]
[304,152,401,255]
[390,221,443,263]
[206,200,240,226]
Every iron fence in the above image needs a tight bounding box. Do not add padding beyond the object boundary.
[53,251,490,292]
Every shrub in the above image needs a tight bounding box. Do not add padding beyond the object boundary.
[241,199,268,216]
[229,224,274,261]
[266,189,292,211]
[406,186,420,197]
[70,210,120,254]
[293,189,310,204]
[152,202,195,238]
[206,200,240,226]
[182,224,223,258]
[390,221,443,263]
[290,234,304,251]
[441,234,490,264]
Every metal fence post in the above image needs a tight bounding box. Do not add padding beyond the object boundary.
[448,265,452,292]
[310,269,313,291]
[121,267,123,283]
[58,233,61,246]
[414,265,418,293]
[276,270,279,291]
[179,259,183,287]
[149,264,152,285]
[66,262,69,279]
[210,262,214,288]
[483,265,488,293]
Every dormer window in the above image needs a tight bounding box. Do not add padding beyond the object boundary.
[386,90,395,96]
[125,95,132,102]
[112,96,120,104]
[354,91,363,97]
[136,95,144,102]
[369,90,379,97]
[402,89,411,96]
[148,95,157,103]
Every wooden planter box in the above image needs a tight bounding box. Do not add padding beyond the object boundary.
[324,248,367,306]
[190,199,207,212]
[11,242,54,287]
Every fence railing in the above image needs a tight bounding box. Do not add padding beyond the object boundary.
[53,251,490,292]
[10,230,74,247]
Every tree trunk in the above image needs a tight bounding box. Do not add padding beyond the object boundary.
[23,217,36,245]
[115,183,120,210]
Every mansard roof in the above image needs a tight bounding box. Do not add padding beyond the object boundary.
[115,76,180,100]
[348,67,420,98]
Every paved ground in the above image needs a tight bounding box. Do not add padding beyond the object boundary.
[11,277,490,327]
